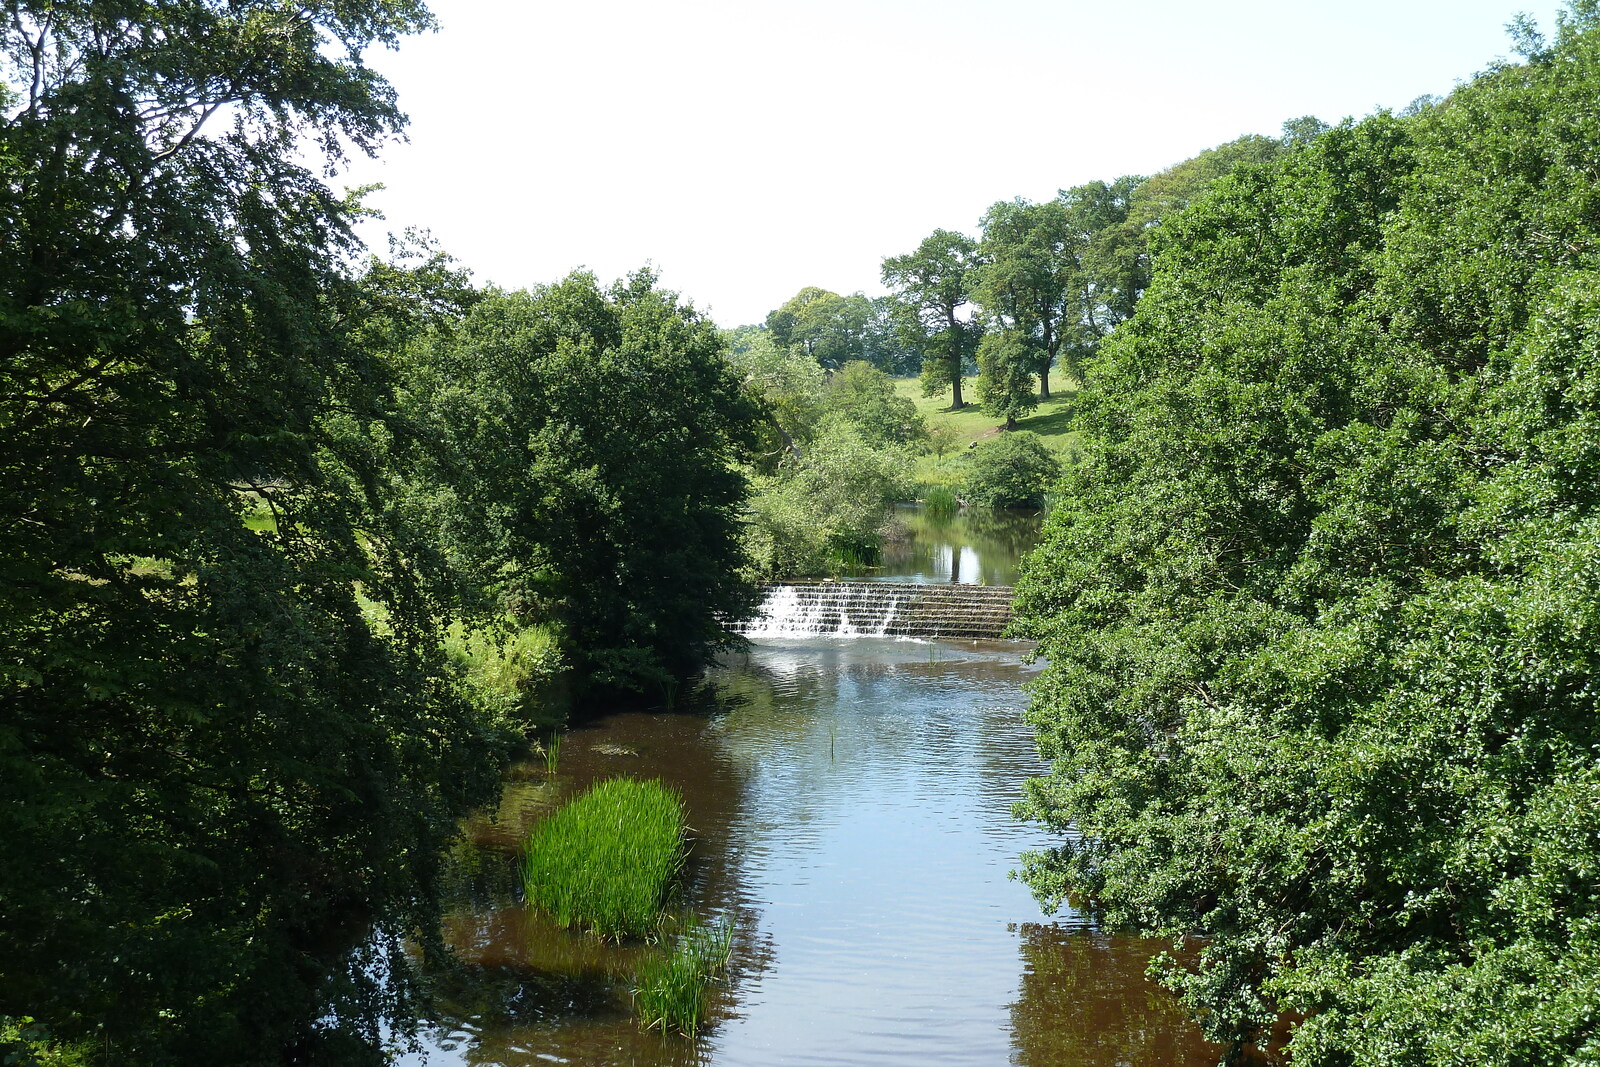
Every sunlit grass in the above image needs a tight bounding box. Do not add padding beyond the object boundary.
[632,914,735,1037]
[539,732,562,775]
[520,777,686,941]
[893,376,1082,487]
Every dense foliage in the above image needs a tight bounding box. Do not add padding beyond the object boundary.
[398,274,762,697]
[1013,7,1600,1064]
[0,4,766,1062]
[728,339,916,578]
[963,432,1060,509]
[0,2,531,1062]
[975,331,1041,428]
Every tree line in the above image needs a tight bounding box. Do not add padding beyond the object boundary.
[1012,5,1600,1065]
[0,3,760,1062]
[745,129,1294,428]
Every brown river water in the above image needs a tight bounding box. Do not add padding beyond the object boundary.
[399,509,1281,1067]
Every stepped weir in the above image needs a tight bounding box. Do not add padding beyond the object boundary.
[737,581,1016,640]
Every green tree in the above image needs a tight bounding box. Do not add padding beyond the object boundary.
[402,272,762,697]
[743,418,912,577]
[765,287,873,370]
[964,432,1058,507]
[975,330,1039,429]
[827,360,925,446]
[1012,9,1600,1064]
[1058,176,1146,380]
[860,294,924,375]
[0,2,522,1063]
[973,198,1075,398]
[882,229,982,409]
[725,329,826,469]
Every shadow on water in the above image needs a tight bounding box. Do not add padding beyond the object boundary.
[401,606,1272,1065]
[1010,922,1284,1066]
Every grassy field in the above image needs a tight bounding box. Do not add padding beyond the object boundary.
[895,376,1083,488]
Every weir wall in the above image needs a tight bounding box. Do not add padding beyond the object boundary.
[738,581,1016,640]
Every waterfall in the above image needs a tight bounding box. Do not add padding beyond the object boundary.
[735,582,1017,640]
[739,583,904,638]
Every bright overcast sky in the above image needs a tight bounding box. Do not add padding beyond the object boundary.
[338,0,1569,328]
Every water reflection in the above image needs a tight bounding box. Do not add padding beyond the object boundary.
[404,635,1244,1067]
[1012,923,1210,1067]
[846,504,1043,585]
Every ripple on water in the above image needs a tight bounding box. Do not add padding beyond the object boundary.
[403,633,1260,1067]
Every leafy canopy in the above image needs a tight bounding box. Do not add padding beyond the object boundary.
[1013,7,1600,1064]
[399,271,762,696]
[0,2,531,1063]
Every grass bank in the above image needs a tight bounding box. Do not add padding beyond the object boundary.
[894,376,1083,490]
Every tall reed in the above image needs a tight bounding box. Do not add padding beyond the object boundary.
[632,914,735,1037]
[921,485,959,518]
[520,777,685,940]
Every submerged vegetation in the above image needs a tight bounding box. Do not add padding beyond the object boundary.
[632,914,736,1038]
[521,777,687,941]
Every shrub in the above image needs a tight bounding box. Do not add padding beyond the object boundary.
[443,618,565,732]
[521,777,685,940]
[742,419,912,578]
[963,432,1061,508]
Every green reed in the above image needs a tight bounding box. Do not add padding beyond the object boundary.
[540,733,562,775]
[520,777,685,940]
[632,914,735,1038]
[921,485,960,518]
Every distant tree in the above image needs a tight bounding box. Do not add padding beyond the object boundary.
[1280,113,1331,147]
[722,322,769,357]
[827,360,925,445]
[725,330,827,469]
[882,229,983,409]
[861,294,925,376]
[1061,176,1146,374]
[975,330,1039,429]
[974,198,1075,398]
[765,287,873,370]
[964,432,1059,508]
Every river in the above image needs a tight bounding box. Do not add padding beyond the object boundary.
[400,507,1278,1066]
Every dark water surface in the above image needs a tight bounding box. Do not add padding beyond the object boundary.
[401,632,1266,1067]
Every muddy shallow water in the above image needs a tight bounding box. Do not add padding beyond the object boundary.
[399,633,1271,1067]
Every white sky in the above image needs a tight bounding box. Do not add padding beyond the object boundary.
[338,0,1568,328]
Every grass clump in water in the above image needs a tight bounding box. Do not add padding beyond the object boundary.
[633,915,735,1037]
[921,485,959,518]
[539,732,562,775]
[520,776,685,940]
